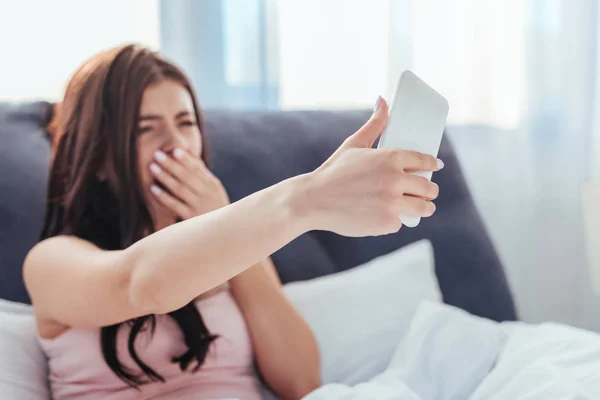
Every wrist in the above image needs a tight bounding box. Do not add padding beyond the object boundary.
[280,173,319,234]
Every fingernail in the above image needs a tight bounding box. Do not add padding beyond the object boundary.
[150,185,161,195]
[436,159,444,170]
[432,202,436,213]
[150,163,161,174]
[154,150,167,162]
[173,148,185,159]
[373,95,382,112]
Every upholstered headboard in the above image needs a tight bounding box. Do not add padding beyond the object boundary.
[0,101,517,322]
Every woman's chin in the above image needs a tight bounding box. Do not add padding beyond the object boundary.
[146,195,179,228]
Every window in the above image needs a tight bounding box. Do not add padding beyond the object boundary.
[0,0,160,102]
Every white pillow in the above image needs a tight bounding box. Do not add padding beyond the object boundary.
[283,239,442,386]
[0,299,50,400]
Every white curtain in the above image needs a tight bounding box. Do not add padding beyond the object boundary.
[275,0,600,332]
[278,0,527,129]
[160,0,280,109]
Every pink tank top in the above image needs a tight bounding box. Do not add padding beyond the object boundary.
[38,290,263,400]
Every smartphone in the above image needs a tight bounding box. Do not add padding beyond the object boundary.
[377,70,449,227]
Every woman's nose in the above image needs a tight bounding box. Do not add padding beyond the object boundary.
[172,133,189,151]
[164,126,189,152]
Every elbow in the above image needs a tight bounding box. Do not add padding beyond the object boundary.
[123,245,167,315]
[128,273,163,316]
[287,378,321,400]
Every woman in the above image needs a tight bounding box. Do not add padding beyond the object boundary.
[24,45,441,400]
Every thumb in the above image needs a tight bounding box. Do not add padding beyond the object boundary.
[342,96,389,149]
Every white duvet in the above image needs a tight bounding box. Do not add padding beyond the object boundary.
[304,301,600,400]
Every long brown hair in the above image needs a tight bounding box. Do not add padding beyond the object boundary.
[41,44,216,387]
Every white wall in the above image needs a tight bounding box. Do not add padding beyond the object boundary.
[0,0,160,102]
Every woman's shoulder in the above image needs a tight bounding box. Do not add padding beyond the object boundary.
[25,235,101,272]
[25,236,97,340]
[34,234,98,251]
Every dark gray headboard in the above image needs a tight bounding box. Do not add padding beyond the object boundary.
[0,102,517,322]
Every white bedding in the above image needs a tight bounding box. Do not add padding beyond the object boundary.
[304,301,600,400]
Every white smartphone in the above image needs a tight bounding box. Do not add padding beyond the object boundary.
[377,70,449,228]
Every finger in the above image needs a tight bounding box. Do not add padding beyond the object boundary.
[401,174,439,200]
[342,96,389,149]
[149,162,197,204]
[150,184,193,219]
[154,150,190,182]
[396,195,436,218]
[171,149,221,199]
[398,150,443,172]
[172,148,213,178]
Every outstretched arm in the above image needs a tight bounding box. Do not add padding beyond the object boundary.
[25,99,441,332]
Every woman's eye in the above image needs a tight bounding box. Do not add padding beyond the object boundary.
[180,120,197,127]
[137,126,153,135]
